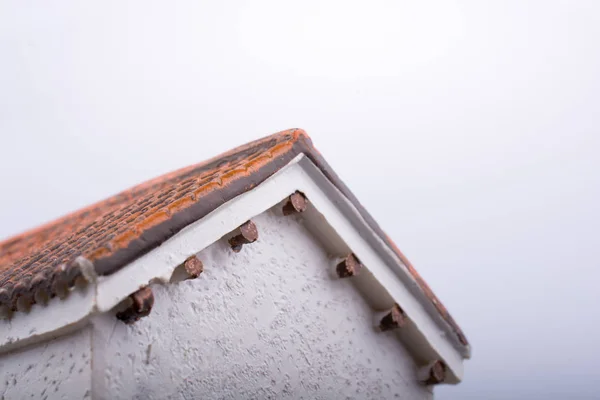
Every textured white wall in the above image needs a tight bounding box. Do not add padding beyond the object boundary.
[0,327,92,399]
[92,208,433,399]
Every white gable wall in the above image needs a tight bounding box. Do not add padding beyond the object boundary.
[0,326,92,399]
[91,209,433,400]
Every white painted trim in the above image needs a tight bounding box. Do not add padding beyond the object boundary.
[0,285,95,354]
[0,154,467,382]
[294,157,466,381]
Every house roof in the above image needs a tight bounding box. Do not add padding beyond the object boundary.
[0,129,467,347]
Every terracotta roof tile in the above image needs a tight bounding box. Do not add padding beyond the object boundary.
[0,128,468,348]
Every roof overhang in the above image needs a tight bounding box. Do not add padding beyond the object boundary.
[0,154,469,382]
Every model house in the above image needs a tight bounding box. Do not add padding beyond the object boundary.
[0,129,470,399]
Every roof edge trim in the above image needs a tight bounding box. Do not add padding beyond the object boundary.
[0,129,468,357]
[0,154,467,383]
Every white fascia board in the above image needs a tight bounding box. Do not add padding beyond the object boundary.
[0,154,466,382]
[295,157,466,381]
[0,285,94,354]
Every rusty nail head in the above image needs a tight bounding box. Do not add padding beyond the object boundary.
[183,255,204,279]
[229,220,258,252]
[117,286,155,324]
[283,191,308,215]
[379,303,406,331]
[424,361,446,385]
[336,253,363,278]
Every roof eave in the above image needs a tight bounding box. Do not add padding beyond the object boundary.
[0,154,469,383]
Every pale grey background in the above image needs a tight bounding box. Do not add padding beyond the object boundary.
[1,1,598,399]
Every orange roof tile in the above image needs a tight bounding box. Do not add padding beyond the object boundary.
[0,128,467,347]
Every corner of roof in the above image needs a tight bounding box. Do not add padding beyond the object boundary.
[286,128,312,147]
[290,127,309,139]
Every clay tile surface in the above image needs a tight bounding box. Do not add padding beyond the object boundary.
[0,128,468,348]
